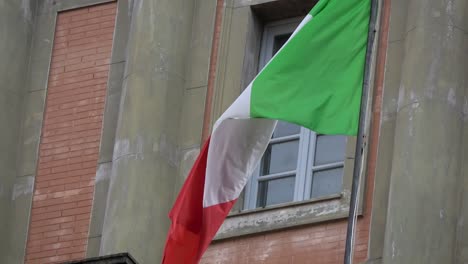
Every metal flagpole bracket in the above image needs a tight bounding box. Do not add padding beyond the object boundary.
[344,0,380,263]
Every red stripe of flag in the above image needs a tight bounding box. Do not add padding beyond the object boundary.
[162,137,237,264]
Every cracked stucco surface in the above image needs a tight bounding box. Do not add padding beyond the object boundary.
[381,0,468,263]
[0,0,36,263]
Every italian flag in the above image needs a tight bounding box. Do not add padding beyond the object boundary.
[162,0,370,263]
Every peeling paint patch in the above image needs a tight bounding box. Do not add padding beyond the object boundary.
[217,197,347,239]
[425,51,440,99]
[152,141,159,152]
[114,139,130,158]
[446,0,453,12]
[182,148,199,162]
[381,114,391,122]
[386,98,398,115]
[158,134,180,167]
[181,148,200,179]
[154,43,170,80]
[443,0,455,42]
[409,91,416,102]
[315,202,341,216]
[11,176,34,201]
[135,135,144,154]
[24,133,40,145]
[134,0,142,12]
[407,99,419,138]
[411,101,420,110]
[96,163,112,183]
[113,137,145,161]
[440,209,445,219]
[463,97,468,121]
[342,189,351,200]
[257,245,272,261]
[128,0,133,17]
[148,3,155,41]
[397,85,405,111]
[448,88,456,107]
[21,0,32,21]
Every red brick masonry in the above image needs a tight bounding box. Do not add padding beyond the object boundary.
[25,3,116,263]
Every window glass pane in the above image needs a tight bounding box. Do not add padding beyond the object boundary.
[257,176,295,207]
[311,167,343,199]
[273,34,290,54]
[272,121,300,138]
[314,135,346,166]
[261,140,299,175]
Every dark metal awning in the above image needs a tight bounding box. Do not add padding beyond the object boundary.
[61,253,138,264]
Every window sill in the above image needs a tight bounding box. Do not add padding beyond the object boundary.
[214,193,351,240]
[228,193,342,217]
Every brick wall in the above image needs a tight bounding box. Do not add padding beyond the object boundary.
[201,218,370,264]
[25,3,117,264]
[201,171,374,264]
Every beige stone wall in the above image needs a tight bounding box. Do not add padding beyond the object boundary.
[381,0,468,263]
[0,1,36,263]
[98,0,218,263]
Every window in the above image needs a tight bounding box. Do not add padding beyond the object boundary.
[214,2,369,239]
[243,18,348,210]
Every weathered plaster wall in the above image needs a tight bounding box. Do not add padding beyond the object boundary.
[365,0,394,263]
[87,0,133,257]
[457,100,468,262]
[382,0,468,263]
[455,3,468,260]
[99,0,216,262]
[0,0,36,262]
[175,0,218,199]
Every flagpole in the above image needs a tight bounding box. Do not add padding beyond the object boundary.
[344,0,379,263]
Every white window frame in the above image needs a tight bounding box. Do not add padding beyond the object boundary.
[243,18,346,210]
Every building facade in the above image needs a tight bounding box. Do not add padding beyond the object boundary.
[1,0,468,263]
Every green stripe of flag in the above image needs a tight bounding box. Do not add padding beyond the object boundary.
[250,0,371,135]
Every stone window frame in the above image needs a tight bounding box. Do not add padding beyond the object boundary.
[210,0,373,240]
